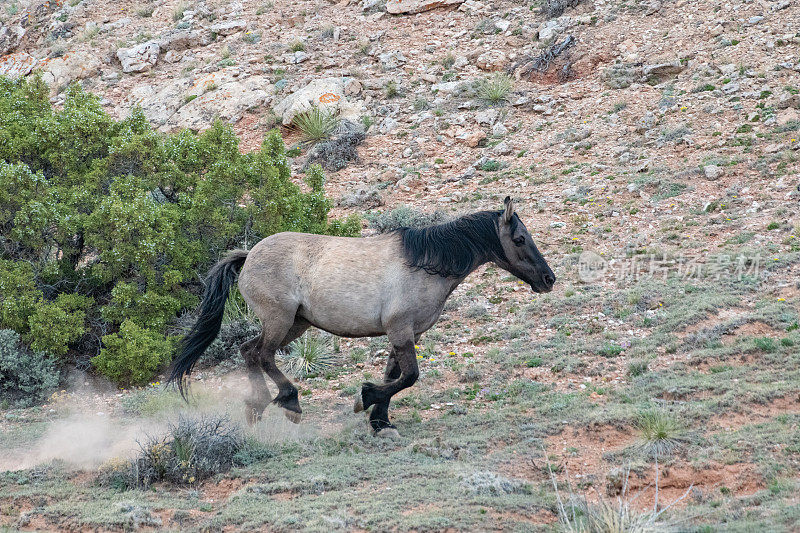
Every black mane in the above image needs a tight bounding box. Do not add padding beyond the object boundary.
[397,210,514,278]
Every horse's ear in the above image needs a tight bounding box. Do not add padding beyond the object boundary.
[502,196,514,225]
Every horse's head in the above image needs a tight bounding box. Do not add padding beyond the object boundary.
[495,197,556,293]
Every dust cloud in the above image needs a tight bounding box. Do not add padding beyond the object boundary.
[1,372,315,472]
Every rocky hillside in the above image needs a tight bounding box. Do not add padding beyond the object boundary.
[1,0,798,230]
[2,0,800,530]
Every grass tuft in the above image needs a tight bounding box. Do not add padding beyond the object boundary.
[477,74,513,104]
[279,333,337,378]
[292,107,340,142]
[635,410,686,458]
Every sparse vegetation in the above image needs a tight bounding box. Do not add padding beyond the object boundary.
[1,0,800,530]
[477,74,512,104]
[102,416,244,488]
[366,206,450,232]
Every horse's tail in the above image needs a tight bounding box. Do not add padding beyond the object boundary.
[168,249,249,397]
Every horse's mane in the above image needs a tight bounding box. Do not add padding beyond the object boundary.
[396,210,515,278]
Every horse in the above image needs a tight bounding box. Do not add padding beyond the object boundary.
[167,197,555,436]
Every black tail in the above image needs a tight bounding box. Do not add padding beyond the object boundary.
[168,249,249,397]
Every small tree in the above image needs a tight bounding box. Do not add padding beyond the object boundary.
[0,75,360,385]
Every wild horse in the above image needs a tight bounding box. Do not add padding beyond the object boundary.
[168,197,555,436]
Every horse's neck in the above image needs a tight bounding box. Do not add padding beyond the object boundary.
[446,256,491,294]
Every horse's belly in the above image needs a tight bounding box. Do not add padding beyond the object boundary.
[299,290,385,338]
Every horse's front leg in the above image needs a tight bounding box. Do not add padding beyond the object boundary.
[354,334,419,436]
[367,351,402,435]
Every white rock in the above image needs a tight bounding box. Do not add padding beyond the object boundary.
[493,140,512,155]
[378,51,407,70]
[41,51,101,94]
[163,50,182,63]
[117,41,160,73]
[475,108,499,125]
[475,49,506,71]
[163,75,274,131]
[210,19,247,35]
[386,0,465,14]
[123,78,193,125]
[0,52,38,78]
[703,164,722,181]
[494,20,511,32]
[273,77,364,125]
[431,81,463,94]
[282,51,309,64]
[492,122,508,136]
[379,116,400,134]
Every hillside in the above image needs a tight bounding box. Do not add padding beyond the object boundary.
[1,0,799,530]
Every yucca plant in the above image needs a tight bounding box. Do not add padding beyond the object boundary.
[292,106,340,142]
[635,409,687,459]
[478,73,513,104]
[279,332,337,378]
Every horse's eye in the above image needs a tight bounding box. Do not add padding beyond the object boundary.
[512,236,525,246]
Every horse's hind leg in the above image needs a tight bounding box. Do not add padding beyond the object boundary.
[261,317,310,424]
[242,335,271,425]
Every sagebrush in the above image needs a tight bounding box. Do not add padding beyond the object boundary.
[0,329,59,408]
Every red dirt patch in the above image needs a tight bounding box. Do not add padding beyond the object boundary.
[202,477,246,503]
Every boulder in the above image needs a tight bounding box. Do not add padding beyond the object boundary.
[123,78,193,125]
[163,75,273,131]
[40,51,101,94]
[703,164,722,181]
[0,52,38,78]
[210,20,247,35]
[475,49,506,71]
[386,0,465,14]
[117,41,160,73]
[475,108,499,125]
[642,62,685,83]
[273,77,364,125]
[158,29,212,52]
[777,94,800,110]
[378,51,407,70]
[0,23,25,55]
[281,50,309,64]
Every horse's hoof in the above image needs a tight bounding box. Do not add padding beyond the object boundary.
[353,396,364,413]
[375,427,400,439]
[283,408,302,424]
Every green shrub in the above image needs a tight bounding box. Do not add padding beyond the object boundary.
[0,76,357,385]
[635,409,686,458]
[92,321,174,386]
[27,294,92,356]
[627,359,649,377]
[753,336,777,352]
[0,329,59,407]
